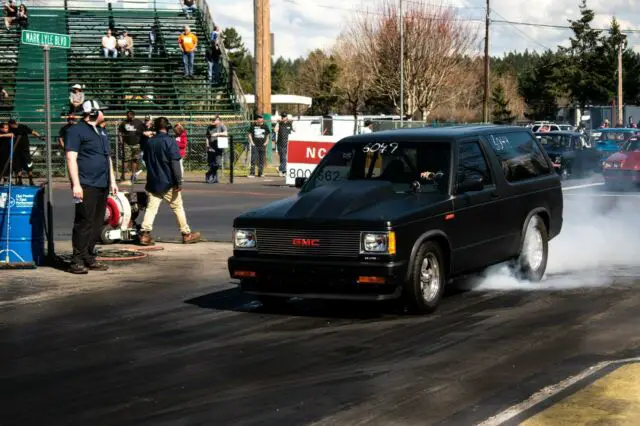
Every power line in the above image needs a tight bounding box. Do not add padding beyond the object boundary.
[492,19,640,34]
[490,9,551,50]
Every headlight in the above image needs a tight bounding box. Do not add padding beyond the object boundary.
[361,231,396,255]
[603,161,613,169]
[234,229,257,249]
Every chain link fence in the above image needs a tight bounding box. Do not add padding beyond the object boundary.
[11,116,474,182]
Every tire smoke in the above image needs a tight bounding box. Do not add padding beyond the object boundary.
[471,187,640,291]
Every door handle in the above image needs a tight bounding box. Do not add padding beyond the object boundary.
[490,191,499,198]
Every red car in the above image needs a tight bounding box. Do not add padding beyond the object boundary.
[603,137,640,186]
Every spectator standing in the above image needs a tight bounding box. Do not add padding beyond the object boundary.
[102,29,117,58]
[0,122,14,183]
[138,117,200,246]
[210,25,221,42]
[15,3,26,29]
[8,118,41,186]
[4,0,16,30]
[205,40,221,86]
[181,0,197,19]
[148,25,158,58]
[274,112,293,177]
[118,110,145,183]
[65,99,118,274]
[173,123,188,176]
[69,84,84,113]
[205,115,227,184]
[58,114,77,149]
[247,114,270,178]
[178,25,198,77]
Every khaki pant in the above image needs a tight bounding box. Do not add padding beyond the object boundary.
[141,188,191,234]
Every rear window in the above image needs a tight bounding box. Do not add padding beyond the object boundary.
[487,131,552,182]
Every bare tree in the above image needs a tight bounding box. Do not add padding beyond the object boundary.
[332,34,372,133]
[346,0,479,120]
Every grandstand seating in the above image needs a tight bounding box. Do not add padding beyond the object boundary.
[2,3,246,122]
[0,0,250,172]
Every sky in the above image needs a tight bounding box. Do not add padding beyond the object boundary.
[210,0,640,59]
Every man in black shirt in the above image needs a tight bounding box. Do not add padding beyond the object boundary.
[205,41,222,86]
[205,115,227,183]
[118,110,145,183]
[275,112,294,177]
[58,114,77,149]
[247,114,270,178]
[8,118,41,186]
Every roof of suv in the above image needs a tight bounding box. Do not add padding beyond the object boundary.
[341,125,530,143]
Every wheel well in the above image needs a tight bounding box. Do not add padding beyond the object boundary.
[536,210,550,232]
[427,235,451,276]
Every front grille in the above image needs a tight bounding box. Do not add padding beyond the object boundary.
[256,228,361,258]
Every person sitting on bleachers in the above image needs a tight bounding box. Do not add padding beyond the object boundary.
[69,84,84,113]
[15,3,26,29]
[180,0,197,20]
[102,29,117,58]
[3,0,17,30]
[117,30,134,57]
[0,85,9,111]
[211,25,221,43]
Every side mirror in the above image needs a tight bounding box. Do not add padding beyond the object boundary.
[457,176,484,194]
[294,177,308,188]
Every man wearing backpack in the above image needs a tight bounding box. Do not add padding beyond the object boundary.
[206,40,222,86]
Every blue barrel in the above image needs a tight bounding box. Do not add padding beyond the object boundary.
[0,185,45,266]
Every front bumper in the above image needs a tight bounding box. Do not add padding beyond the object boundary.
[228,256,408,301]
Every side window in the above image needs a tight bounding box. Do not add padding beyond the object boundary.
[457,141,493,185]
[487,132,552,182]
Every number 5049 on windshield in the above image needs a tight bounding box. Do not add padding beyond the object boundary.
[362,142,399,154]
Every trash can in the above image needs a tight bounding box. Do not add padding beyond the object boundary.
[0,185,45,267]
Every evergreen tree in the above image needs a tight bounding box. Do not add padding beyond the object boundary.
[221,27,255,93]
[492,83,515,124]
[558,0,610,109]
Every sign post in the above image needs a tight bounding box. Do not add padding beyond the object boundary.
[21,30,71,262]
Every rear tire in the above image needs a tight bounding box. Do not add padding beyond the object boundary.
[403,241,446,314]
[100,227,117,245]
[512,215,548,282]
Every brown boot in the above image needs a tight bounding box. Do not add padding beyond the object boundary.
[182,231,201,244]
[139,231,155,246]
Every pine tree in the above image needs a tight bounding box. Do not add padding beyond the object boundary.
[491,83,515,124]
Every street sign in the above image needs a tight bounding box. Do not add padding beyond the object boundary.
[21,30,70,49]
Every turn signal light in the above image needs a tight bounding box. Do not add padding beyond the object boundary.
[233,270,256,278]
[357,276,386,284]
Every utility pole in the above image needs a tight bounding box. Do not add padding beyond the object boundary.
[483,0,490,123]
[399,0,404,124]
[254,0,271,117]
[618,42,623,126]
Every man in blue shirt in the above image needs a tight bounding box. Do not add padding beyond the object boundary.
[65,100,118,274]
[138,116,200,246]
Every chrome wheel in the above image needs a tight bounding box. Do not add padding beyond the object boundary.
[523,220,544,271]
[420,253,441,302]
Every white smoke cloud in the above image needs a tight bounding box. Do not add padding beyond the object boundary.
[472,185,640,291]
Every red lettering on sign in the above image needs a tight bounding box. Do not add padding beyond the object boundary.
[292,238,320,247]
[287,141,336,165]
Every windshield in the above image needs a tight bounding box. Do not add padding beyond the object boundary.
[595,131,635,142]
[622,138,640,152]
[301,140,451,194]
[537,134,572,149]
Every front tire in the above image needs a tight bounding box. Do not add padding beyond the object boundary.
[403,241,446,314]
[513,215,548,281]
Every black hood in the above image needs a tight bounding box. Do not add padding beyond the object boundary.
[235,181,450,227]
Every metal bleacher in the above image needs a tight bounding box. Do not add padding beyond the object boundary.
[1,0,248,126]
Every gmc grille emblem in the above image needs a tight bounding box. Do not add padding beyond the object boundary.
[292,238,320,247]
